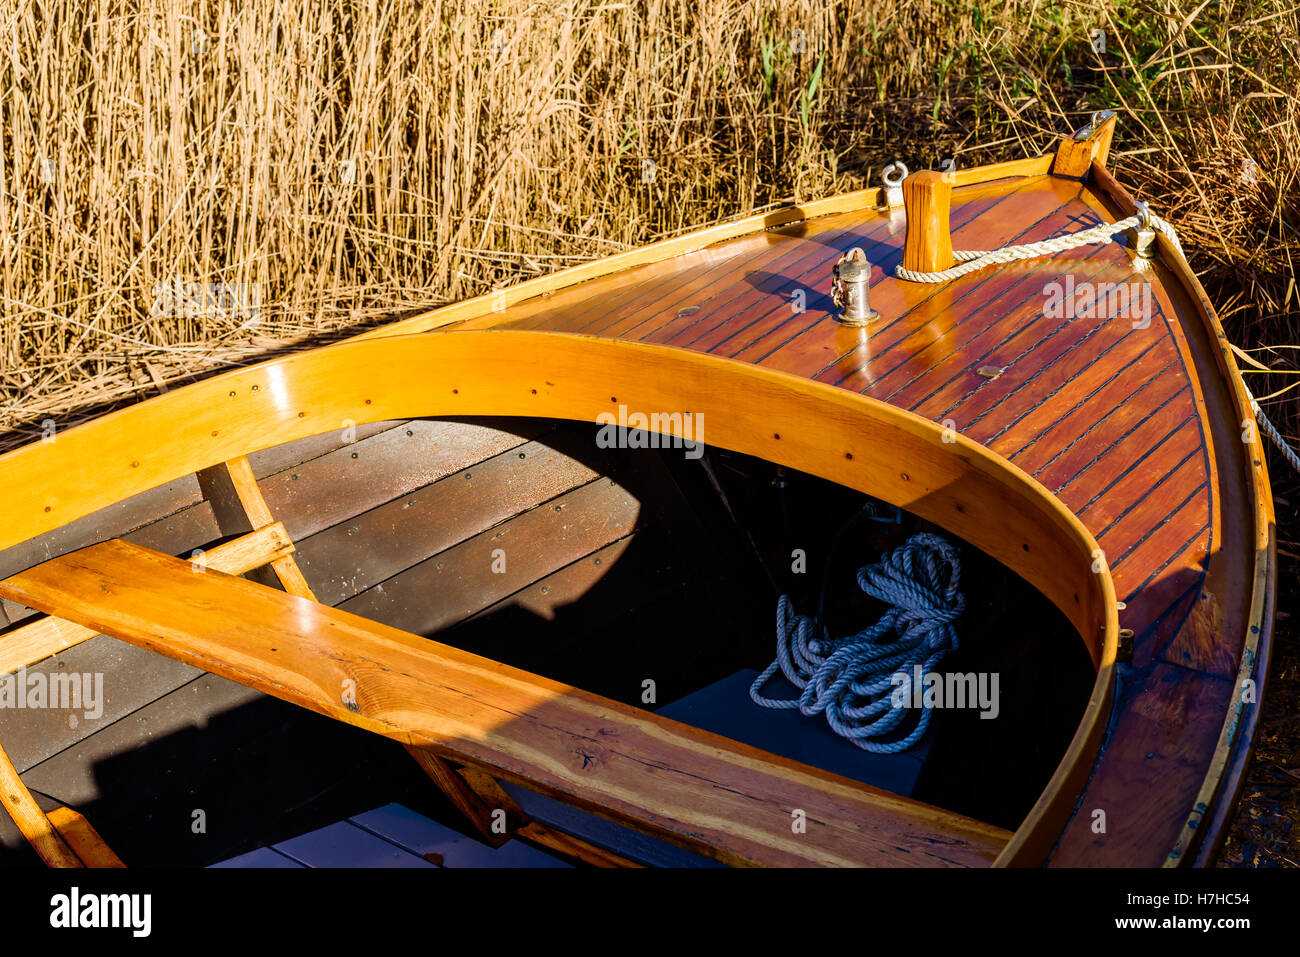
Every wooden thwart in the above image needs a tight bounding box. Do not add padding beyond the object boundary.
[1,539,1012,868]
[0,521,297,676]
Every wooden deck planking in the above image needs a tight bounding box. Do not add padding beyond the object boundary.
[459,536,638,626]
[1007,355,1184,473]
[883,284,1111,418]
[1077,429,1205,536]
[0,637,202,775]
[1048,663,1234,866]
[1140,260,1254,680]
[752,181,1088,376]
[648,215,898,351]
[1038,392,1191,496]
[834,249,1117,400]
[831,232,1109,394]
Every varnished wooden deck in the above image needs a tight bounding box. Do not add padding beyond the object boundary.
[446,172,1262,866]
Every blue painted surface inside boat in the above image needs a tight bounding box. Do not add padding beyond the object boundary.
[352,803,570,868]
[208,803,570,868]
[210,846,304,868]
[273,820,436,868]
[660,668,930,797]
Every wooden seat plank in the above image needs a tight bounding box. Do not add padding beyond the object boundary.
[0,539,1011,869]
[0,521,298,676]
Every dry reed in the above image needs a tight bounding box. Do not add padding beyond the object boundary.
[4,0,1296,446]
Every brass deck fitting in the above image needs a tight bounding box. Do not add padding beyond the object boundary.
[831,248,879,326]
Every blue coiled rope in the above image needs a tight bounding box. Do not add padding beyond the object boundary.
[748,532,965,753]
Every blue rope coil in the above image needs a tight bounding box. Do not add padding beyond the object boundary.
[749,532,965,753]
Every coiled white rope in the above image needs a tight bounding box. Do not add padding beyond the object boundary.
[748,533,963,753]
[895,202,1183,283]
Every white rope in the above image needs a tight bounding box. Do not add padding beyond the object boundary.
[896,203,1183,283]
[748,533,964,753]
[892,193,1300,471]
[1245,385,1300,475]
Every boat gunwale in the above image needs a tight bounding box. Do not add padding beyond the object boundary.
[1085,163,1277,867]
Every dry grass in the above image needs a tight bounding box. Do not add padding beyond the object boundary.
[4,0,1297,441]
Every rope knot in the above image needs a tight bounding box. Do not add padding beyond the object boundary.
[749,531,965,753]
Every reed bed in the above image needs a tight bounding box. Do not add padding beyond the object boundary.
[3,0,1300,861]
[4,0,1293,433]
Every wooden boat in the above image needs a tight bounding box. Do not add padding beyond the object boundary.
[0,114,1274,868]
